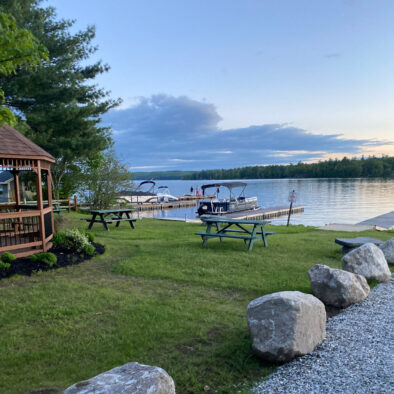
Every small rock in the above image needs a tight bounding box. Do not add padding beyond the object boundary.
[247,291,326,363]
[342,243,391,282]
[379,238,394,265]
[63,362,176,394]
[308,264,370,307]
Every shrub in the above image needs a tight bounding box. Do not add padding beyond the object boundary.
[83,243,95,256]
[30,254,38,262]
[1,252,16,264]
[0,261,11,270]
[30,252,57,266]
[63,228,90,253]
[83,230,95,242]
[52,231,66,246]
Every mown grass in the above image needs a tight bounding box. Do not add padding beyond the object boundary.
[0,213,392,393]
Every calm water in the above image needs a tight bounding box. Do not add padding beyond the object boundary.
[132,178,394,226]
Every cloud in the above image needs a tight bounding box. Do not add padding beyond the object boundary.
[101,94,392,171]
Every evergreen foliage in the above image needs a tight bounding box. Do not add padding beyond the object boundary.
[0,0,121,197]
[186,156,394,180]
[1,251,16,264]
[29,252,57,266]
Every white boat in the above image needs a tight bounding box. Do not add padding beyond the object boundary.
[197,182,258,216]
[118,181,157,203]
[155,186,178,203]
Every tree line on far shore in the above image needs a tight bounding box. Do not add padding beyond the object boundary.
[134,156,394,181]
[186,156,394,180]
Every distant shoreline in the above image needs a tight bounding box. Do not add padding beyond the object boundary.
[132,156,394,180]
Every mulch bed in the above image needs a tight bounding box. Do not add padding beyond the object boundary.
[0,242,105,280]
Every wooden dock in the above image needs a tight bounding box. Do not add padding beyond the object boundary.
[134,200,198,211]
[357,211,394,230]
[221,205,304,220]
[177,195,215,201]
[132,195,215,211]
[154,205,305,222]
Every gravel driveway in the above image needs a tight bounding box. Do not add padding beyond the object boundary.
[254,277,394,394]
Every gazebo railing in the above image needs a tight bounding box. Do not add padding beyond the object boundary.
[0,208,53,257]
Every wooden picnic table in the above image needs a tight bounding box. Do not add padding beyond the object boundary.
[84,209,136,231]
[196,216,274,251]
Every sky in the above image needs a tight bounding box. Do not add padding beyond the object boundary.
[47,0,394,171]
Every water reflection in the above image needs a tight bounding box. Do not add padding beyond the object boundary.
[131,178,394,226]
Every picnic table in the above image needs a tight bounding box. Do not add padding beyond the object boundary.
[84,209,136,231]
[196,216,274,251]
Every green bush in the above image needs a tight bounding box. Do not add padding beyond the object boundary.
[29,254,38,262]
[63,228,90,253]
[0,261,11,270]
[83,243,95,256]
[1,252,16,264]
[52,231,66,246]
[30,252,57,266]
[83,230,95,242]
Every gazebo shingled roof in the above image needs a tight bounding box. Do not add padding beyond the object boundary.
[0,123,55,162]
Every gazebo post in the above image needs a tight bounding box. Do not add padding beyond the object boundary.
[12,169,20,208]
[47,169,55,236]
[35,162,46,252]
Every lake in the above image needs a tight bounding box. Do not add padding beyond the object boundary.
[132,178,394,226]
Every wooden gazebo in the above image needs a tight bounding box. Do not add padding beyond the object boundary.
[0,124,55,257]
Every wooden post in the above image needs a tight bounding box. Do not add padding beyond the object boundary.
[74,195,78,212]
[286,201,293,227]
[287,190,296,227]
[68,197,71,213]
[12,169,20,208]
[47,169,54,237]
[36,163,46,251]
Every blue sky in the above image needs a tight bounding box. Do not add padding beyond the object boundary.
[48,0,394,171]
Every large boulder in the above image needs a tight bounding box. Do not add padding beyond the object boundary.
[342,243,391,282]
[379,238,394,266]
[247,291,326,363]
[64,362,176,394]
[308,264,370,307]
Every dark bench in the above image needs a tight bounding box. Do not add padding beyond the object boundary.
[335,237,383,252]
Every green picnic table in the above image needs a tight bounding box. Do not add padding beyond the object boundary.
[84,209,136,231]
[196,216,274,251]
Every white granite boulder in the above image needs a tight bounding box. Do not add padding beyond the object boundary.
[308,264,370,307]
[379,238,394,266]
[63,362,176,394]
[342,243,391,282]
[247,291,326,363]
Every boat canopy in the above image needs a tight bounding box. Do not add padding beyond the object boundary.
[201,182,246,193]
[137,180,155,188]
[136,180,156,193]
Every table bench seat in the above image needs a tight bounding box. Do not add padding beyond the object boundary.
[195,232,259,240]
[222,229,275,236]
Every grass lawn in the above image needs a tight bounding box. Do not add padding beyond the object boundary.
[0,212,393,393]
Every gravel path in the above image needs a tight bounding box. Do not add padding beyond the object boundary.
[254,277,394,394]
